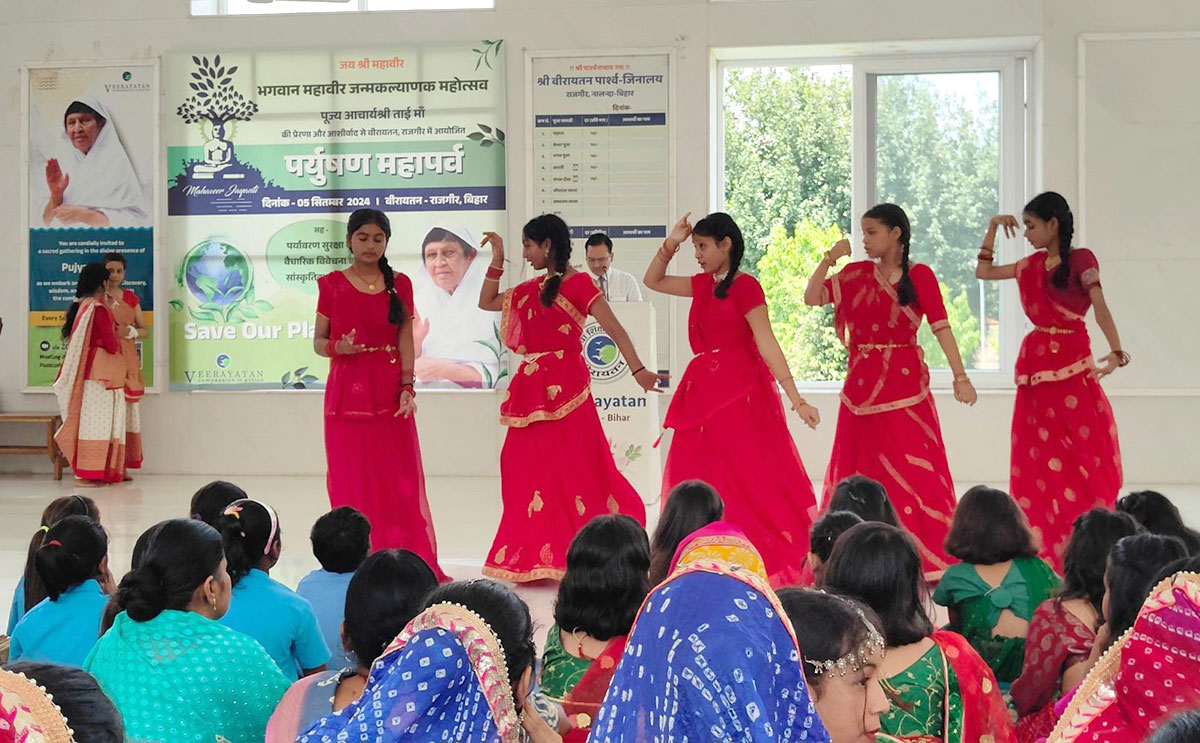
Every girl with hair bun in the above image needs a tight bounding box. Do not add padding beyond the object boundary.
[85,518,290,743]
[976,192,1126,570]
[646,212,823,586]
[9,515,111,667]
[477,214,664,583]
[215,498,331,680]
[313,209,446,579]
[805,204,977,578]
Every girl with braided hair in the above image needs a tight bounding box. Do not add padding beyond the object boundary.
[805,203,977,578]
[646,211,823,587]
[976,191,1125,571]
[478,214,664,583]
[313,208,447,581]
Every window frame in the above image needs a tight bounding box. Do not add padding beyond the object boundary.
[712,44,1036,391]
[192,0,493,16]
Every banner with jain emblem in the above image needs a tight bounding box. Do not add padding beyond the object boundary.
[580,302,660,505]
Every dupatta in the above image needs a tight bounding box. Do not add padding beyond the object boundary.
[930,630,1017,743]
[299,602,521,743]
[587,523,829,742]
[499,274,598,428]
[1048,572,1200,743]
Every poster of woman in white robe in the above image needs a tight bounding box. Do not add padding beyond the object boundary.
[412,223,506,389]
[34,96,150,228]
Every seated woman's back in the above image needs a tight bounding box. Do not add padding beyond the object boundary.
[935,487,1061,683]
[84,518,290,743]
[542,515,650,739]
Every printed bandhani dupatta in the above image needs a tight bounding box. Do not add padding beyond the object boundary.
[587,523,829,743]
[0,669,76,743]
[499,275,597,428]
[53,299,128,483]
[299,602,521,743]
[931,630,1017,743]
[1048,572,1200,743]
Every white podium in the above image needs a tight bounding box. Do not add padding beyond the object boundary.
[580,302,661,505]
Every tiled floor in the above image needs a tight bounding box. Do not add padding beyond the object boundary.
[2,473,1197,640]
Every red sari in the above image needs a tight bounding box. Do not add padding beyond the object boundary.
[1011,250,1121,572]
[820,261,956,576]
[109,288,143,469]
[661,273,818,587]
[483,273,646,583]
[317,271,447,581]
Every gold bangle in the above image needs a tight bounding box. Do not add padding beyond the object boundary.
[483,276,500,283]
[953,375,970,383]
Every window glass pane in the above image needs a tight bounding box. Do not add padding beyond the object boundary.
[874,71,1002,370]
[722,65,852,381]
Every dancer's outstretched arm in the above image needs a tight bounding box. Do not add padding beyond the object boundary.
[644,213,695,298]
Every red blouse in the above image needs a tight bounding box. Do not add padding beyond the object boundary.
[317,271,414,418]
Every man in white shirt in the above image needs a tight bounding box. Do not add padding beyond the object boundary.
[585,233,644,302]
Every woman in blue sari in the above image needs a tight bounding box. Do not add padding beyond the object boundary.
[588,522,830,743]
[298,578,546,743]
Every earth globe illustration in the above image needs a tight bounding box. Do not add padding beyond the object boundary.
[585,334,619,367]
[182,239,251,306]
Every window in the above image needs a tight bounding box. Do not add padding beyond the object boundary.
[717,50,1029,384]
[191,0,491,15]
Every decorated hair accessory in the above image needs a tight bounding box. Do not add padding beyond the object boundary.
[0,669,77,743]
[804,602,886,677]
[222,505,243,519]
[39,525,50,534]
[44,540,63,549]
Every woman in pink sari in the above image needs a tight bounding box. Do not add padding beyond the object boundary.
[54,262,129,485]
[805,204,977,577]
[477,215,663,583]
[977,192,1125,571]
[646,211,822,587]
[314,209,447,581]
[1048,571,1200,742]
[102,252,144,472]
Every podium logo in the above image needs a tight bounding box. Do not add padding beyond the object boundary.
[582,323,627,383]
[215,354,231,369]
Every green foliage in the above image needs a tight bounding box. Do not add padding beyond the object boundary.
[724,66,1000,376]
[723,67,852,273]
[758,221,846,381]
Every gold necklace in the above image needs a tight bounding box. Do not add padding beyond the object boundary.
[350,263,383,291]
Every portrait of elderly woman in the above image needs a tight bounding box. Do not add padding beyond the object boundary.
[41,97,150,228]
[412,223,505,388]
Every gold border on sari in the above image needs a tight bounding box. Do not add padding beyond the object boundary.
[383,602,522,743]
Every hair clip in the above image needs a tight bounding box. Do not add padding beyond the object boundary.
[223,505,243,519]
[46,540,63,548]
[39,525,50,534]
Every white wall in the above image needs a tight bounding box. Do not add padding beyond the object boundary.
[0,0,1196,487]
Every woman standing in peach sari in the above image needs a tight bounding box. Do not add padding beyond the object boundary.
[54,263,129,485]
[103,252,145,472]
[805,204,977,577]
[478,214,663,583]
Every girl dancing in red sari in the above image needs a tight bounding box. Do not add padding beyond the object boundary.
[806,204,977,577]
[647,211,822,587]
[314,209,447,581]
[977,192,1125,571]
[478,215,663,583]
